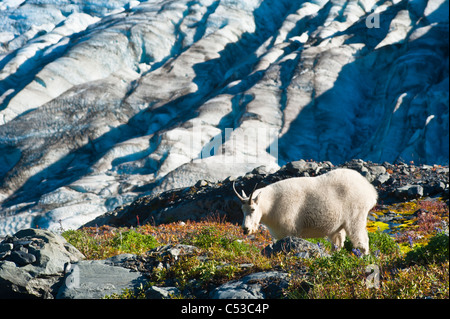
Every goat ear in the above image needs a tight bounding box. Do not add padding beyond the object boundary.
[253,193,260,204]
[241,190,248,198]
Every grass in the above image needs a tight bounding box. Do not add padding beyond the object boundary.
[62,227,160,259]
[288,231,449,299]
[63,198,449,299]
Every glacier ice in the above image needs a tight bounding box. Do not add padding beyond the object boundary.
[0,0,448,234]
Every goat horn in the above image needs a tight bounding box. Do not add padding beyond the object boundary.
[232,181,246,202]
[248,182,260,203]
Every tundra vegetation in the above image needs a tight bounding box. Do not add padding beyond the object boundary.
[63,197,449,299]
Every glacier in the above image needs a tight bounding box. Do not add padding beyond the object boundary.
[0,0,448,235]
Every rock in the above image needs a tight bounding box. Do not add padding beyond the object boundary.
[211,271,289,299]
[284,160,319,175]
[56,260,147,299]
[0,243,13,254]
[148,244,199,261]
[374,173,391,186]
[107,244,200,276]
[261,236,329,258]
[195,180,209,188]
[146,286,180,299]
[410,185,424,197]
[425,181,447,195]
[370,166,387,176]
[0,228,84,298]
[10,250,36,266]
[396,185,424,199]
[0,251,11,260]
[104,253,137,266]
[251,165,277,176]
[284,160,307,174]
[361,170,374,182]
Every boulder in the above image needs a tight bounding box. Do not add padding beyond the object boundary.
[0,228,84,298]
[56,259,147,299]
[146,286,180,299]
[261,236,329,258]
[395,184,424,199]
[211,271,289,299]
[284,160,320,175]
[374,172,391,186]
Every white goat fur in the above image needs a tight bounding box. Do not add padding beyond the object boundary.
[237,168,378,254]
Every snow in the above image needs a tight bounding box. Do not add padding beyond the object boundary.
[0,0,448,235]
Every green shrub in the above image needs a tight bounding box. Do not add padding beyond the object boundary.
[368,231,400,255]
[112,229,160,254]
[337,231,399,256]
[405,232,449,265]
[62,229,110,259]
[189,226,222,249]
[186,225,257,258]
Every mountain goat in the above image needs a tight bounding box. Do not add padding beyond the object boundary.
[233,168,378,255]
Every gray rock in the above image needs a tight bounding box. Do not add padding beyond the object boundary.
[0,243,13,254]
[211,271,289,299]
[361,170,374,182]
[261,236,329,258]
[408,185,424,197]
[147,244,198,261]
[10,250,36,266]
[428,181,447,194]
[0,251,11,260]
[370,166,387,176]
[146,286,180,299]
[195,180,209,188]
[396,184,424,199]
[374,173,391,186]
[56,260,147,299]
[251,165,277,176]
[104,253,136,266]
[284,160,319,174]
[0,228,84,298]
